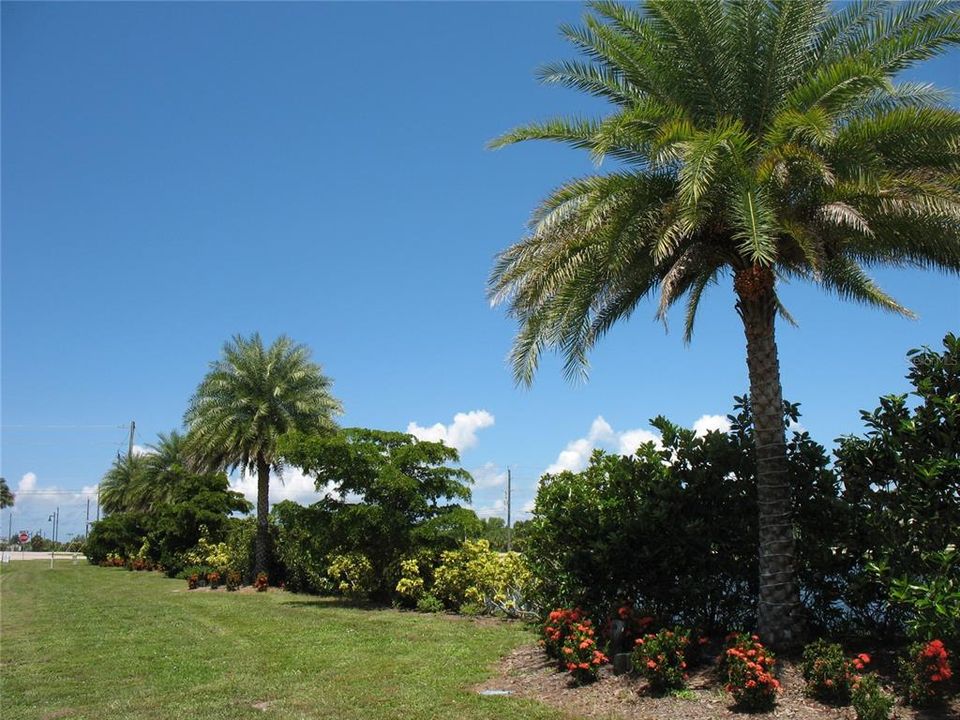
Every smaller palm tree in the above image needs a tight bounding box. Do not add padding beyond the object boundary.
[185,333,342,577]
[0,477,14,509]
[99,453,151,515]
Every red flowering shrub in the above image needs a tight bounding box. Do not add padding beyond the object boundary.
[561,619,608,685]
[801,639,871,704]
[607,605,655,651]
[187,573,199,590]
[632,628,689,694]
[207,571,221,589]
[254,571,269,592]
[722,633,779,711]
[899,639,953,705]
[541,608,585,663]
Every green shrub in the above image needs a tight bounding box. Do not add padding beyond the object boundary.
[415,594,443,613]
[851,674,895,720]
[881,548,960,650]
[632,628,689,694]
[458,601,484,616]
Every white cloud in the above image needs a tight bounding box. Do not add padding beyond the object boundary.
[545,412,734,475]
[522,498,535,514]
[131,444,154,457]
[229,466,339,507]
[692,414,732,437]
[472,462,507,489]
[618,429,662,456]
[406,410,495,453]
[546,416,661,474]
[17,472,37,495]
[473,498,505,518]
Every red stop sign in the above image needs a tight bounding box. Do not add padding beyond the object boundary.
[18,531,29,544]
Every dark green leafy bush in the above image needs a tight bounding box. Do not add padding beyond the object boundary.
[524,399,839,630]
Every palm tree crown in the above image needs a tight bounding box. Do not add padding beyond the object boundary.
[489,0,960,648]
[100,453,151,515]
[184,333,342,576]
[490,0,960,382]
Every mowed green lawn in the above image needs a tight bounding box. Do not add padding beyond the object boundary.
[1,562,565,720]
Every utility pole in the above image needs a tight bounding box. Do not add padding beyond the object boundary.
[85,498,90,538]
[506,468,512,553]
[96,485,101,521]
[127,420,136,459]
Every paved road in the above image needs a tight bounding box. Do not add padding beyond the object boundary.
[2,551,86,561]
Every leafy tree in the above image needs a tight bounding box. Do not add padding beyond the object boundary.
[185,333,342,576]
[836,333,960,637]
[488,0,960,646]
[479,517,510,551]
[280,428,473,599]
[0,477,13,508]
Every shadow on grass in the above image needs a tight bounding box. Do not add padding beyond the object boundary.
[278,596,395,612]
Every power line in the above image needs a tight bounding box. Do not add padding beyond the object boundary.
[0,424,128,430]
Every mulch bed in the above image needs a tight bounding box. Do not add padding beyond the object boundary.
[476,644,960,720]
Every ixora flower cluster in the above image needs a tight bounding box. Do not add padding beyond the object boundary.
[720,633,780,711]
[540,609,608,684]
[900,639,953,705]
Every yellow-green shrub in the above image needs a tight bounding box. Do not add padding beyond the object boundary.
[433,539,535,616]
[395,558,426,602]
[182,533,233,572]
[327,553,376,598]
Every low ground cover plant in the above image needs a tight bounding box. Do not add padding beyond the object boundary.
[851,674,895,720]
[899,639,953,706]
[226,570,241,591]
[632,628,689,694]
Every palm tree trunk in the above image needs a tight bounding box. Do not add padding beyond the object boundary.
[735,266,801,649]
[254,455,270,579]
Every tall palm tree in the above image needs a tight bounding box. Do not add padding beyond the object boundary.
[184,333,342,577]
[488,0,960,648]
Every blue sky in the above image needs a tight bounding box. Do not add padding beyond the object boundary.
[2,2,958,539]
